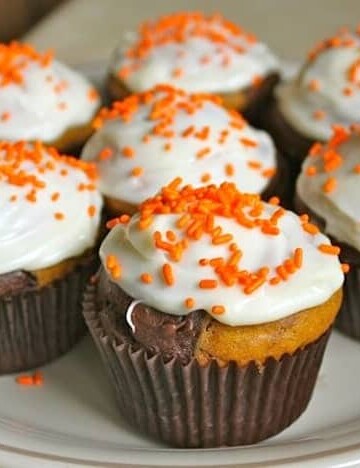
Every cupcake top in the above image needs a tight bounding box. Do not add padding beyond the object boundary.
[0,141,103,274]
[0,42,100,143]
[81,85,277,205]
[297,125,360,251]
[100,180,344,327]
[110,11,279,94]
[277,27,360,141]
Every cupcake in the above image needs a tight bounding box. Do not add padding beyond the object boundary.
[296,125,360,339]
[263,27,360,173]
[0,141,103,374]
[84,180,344,448]
[108,12,280,120]
[0,42,100,153]
[81,85,288,216]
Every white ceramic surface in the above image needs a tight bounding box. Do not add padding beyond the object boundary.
[1,63,360,468]
[0,332,360,467]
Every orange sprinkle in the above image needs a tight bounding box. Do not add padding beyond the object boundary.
[106,214,130,229]
[182,125,194,137]
[309,142,323,156]
[308,79,321,91]
[139,216,153,230]
[122,146,135,158]
[318,244,340,255]
[57,102,67,111]
[1,111,11,121]
[106,254,117,269]
[87,205,96,217]
[15,375,34,385]
[199,258,209,266]
[240,137,258,148]
[276,265,288,281]
[251,75,263,87]
[212,305,225,315]
[54,212,64,220]
[166,230,177,241]
[322,177,337,193]
[196,147,211,159]
[343,86,353,96]
[140,273,153,284]
[294,248,303,269]
[87,87,99,101]
[268,196,280,206]
[261,224,280,236]
[269,277,280,286]
[199,279,218,289]
[185,297,195,309]
[212,234,233,245]
[299,214,309,223]
[313,110,326,120]
[306,166,317,176]
[99,147,113,161]
[32,371,44,386]
[201,172,212,183]
[262,167,276,178]
[9,194,17,202]
[341,263,350,273]
[164,142,172,151]
[162,263,175,286]
[224,163,235,177]
[302,222,319,235]
[244,277,266,295]
[172,67,184,78]
[51,192,60,202]
[247,160,262,170]
[131,166,144,177]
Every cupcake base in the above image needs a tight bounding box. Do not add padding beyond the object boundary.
[0,255,96,374]
[84,283,331,448]
[260,99,315,167]
[295,195,360,340]
[106,73,280,125]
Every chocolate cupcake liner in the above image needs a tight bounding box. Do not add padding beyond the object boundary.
[294,196,360,341]
[0,257,96,374]
[335,264,360,339]
[84,284,331,448]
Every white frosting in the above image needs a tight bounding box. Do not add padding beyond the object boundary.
[277,30,360,140]
[0,45,100,142]
[100,198,343,326]
[297,130,360,251]
[81,88,277,204]
[0,143,103,274]
[110,13,279,93]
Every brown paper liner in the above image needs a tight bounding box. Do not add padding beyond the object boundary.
[83,284,331,448]
[295,195,360,340]
[0,257,97,374]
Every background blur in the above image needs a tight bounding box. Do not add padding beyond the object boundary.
[0,0,64,42]
[1,0,360,64]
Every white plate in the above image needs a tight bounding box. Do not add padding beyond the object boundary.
[1,332,360,467]
[2,63,360,468]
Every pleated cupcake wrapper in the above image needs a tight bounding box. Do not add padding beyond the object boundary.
[0,259,96,375]
[83,284,331,448]
[335,264,360,339]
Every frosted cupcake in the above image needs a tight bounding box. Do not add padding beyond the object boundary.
[81,85,287,215]
[263,27,360,170]
[296,125,360,339]
[108,12,280,120]
[0,141,103,373]
[0,42,100,152]
[84,180,343,447]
